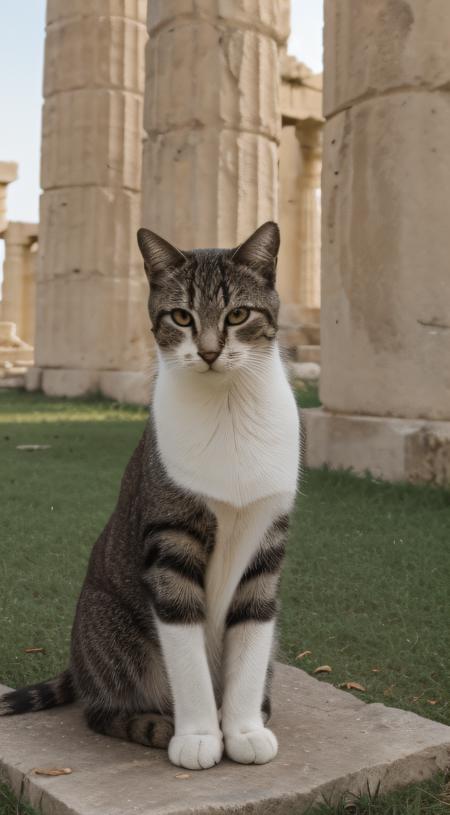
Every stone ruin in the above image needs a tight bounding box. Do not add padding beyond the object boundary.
[0,1,322,401]
[1,0,450,485]
[0,163,37,383]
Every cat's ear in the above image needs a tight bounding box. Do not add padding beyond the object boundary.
[137,228,186,282]
[232,221,280,286]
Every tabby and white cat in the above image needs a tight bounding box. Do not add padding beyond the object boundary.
[0,221,299,770]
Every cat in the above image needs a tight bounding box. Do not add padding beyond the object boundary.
[0,221,300,770]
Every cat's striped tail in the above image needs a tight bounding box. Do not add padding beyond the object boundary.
[0,670,75,715]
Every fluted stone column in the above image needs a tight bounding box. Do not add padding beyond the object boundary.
[304,0,450,484]
[1,222,37,346]
[296,121,322,311]
[31,0,150,402]
[277,119,322,359]
[277,124,302,308]
[0,163,18,236]
[141,1,289,249]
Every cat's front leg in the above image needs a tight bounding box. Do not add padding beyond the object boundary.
[221,513,288,764]
[221,619,277,764]
[144,531,222,770]
[156,622,223,769]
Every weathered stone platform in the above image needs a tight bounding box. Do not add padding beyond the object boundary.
[1,664,449,815]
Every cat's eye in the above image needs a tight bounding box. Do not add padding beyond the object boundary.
[171,309,193,327]
[226,307,250,326]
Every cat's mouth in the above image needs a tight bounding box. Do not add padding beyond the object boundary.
[199,365,222,375]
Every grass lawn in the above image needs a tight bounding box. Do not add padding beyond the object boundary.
[0,388,449,815]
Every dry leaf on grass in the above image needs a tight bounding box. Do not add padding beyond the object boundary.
[175,773,191,780]
[314,665,332,674]
[24,647,45,654]
[339,681,366,692]
[296,650,312,660]
[371,667,381,673]
[33,768,72,777]
[427,699,438,705]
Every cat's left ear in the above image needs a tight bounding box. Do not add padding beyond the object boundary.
[232,221,280,286]
[137,228,186,284]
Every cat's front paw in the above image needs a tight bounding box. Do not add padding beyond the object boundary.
[225,727,278,765]
[168,733,223,770]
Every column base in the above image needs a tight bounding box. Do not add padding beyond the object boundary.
[302,408,450,486]
[25,368,152,405]
[99,371,151,405]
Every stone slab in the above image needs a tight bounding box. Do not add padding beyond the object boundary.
[0,162,18,185]
[291,362,320,384]
[296,345,321,364]
[99,370,152,406]
[303,408,450,485]
[0,375,26,389]
[1,663,449,815]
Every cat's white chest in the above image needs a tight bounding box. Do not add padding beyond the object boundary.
[153,349,299,507]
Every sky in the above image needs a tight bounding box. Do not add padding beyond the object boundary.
[0,0,323,269]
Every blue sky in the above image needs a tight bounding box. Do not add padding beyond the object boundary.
[0,0,323,231]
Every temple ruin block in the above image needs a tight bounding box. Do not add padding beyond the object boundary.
[0,164,35,379]
[141,0,289,249]
[278,125,303,308]
[304,0,450,484]
[277,56,323,363]
[0,162,18,236]
[323,0,450,117]
[29,0,152,403]
[295,120,322,312]
[19,0,324,402]
[0,222,38,347]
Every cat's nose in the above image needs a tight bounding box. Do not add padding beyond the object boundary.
[198,350,221,365]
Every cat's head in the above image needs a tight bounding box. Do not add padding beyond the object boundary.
[137,222,280,375]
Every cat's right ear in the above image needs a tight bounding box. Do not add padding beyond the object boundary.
[137,228,186,283]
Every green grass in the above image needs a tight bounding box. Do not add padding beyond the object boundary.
[0,391,146,688]
[0,782,38,815]
[307,772,450,814]
[281,467,450,727]
[0,388,449,815]
[295,381,322,408]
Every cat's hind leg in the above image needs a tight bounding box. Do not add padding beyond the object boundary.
[86,707,174,749]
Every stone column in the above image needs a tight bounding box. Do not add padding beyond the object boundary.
[1,222,37,346]
[296,121,322,311]
[31,0,150,402]
[0,163,18,236]
[304,0,450,484]
[141,1,289,249]
[277,125,302,308]
[277,120,322,359]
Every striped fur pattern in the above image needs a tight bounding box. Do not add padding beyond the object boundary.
[0,222,300,769]
[226,515,288,628]
[0,671,74,716]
